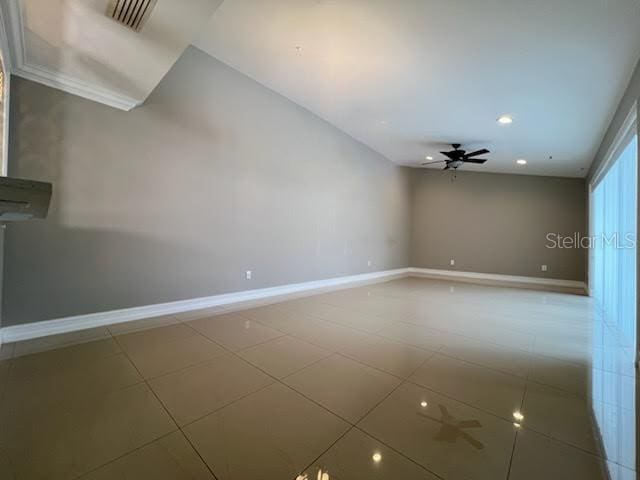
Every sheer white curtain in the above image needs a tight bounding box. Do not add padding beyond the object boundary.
[592,134,637,355]
[590,132,637,476]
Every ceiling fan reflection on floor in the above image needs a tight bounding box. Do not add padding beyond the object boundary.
[422,144,490,170]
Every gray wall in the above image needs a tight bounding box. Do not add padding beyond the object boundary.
[410,169,586,281]
[4,45,597,327]
[3,47,412,326]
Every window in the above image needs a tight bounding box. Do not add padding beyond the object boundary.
[589,108,637,475]
[0,47,7,174]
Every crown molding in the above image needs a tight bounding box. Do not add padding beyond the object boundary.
[0,0,140,111]
[14,61,141,111]
[0,1,14,72]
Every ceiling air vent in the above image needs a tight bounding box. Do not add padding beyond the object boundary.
[108,0,157,32]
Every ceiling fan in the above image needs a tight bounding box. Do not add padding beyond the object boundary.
[422,144,490,170]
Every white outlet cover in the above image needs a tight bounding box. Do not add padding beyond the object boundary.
[450,259,455,266]
[541,265,548,272]
[367,260,372,267]
[246,270,252,279]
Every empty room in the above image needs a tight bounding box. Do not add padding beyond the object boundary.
[0,0,638,479]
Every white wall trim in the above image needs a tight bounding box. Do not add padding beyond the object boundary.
[0,0,11,175]
[0,0,140,111]
[408,267,587,290]
[0,266,589,344]
[0,268,410,343]
[0,0,23,71]
[590,101,638,189]
[14,63,141,111]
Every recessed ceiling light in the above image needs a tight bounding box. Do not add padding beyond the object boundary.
[420,401,428,407]
[372,453,382,463]
[498,115,513,125]
[425,156,433,161]
[513,411,525,422]
[516,159,527,165]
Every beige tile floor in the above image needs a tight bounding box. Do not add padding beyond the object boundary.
[0,277,636,479]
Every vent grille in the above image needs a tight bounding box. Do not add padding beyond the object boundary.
[109,0,157,31]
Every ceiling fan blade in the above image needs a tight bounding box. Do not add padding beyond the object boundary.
[440,151,457,160]
[463,158,487,164]
[465,149,490,158]
[421,160,446,165]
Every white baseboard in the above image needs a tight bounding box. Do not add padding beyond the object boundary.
[0,268,410,343]
[409,267,587,292]
[0,266,588,344]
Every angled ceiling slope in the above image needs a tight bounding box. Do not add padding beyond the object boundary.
[0,0,224,110]
[195,0,640,177]
[0,0,638,178]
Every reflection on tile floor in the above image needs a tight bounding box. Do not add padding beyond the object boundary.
[0,277,636,479]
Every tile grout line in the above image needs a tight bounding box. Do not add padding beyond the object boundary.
[166,326,402,478]
[240,309,449,376]
[118,308,614,467]
[350,423,447,480]
[174,321,368,429]
[24,323,190,480]
[295,352,447,480]
[72,430,185,480]
[17,317,450,478]
[349,348,452,479]
[352,349,451,479]
[180,317,449,479]
[502,333,536,480]
[505,382,528,480]
[505,432,521,480]
[3,280,612,479]
[107,329,221,480]
[99,317,599,478]
[291,426,356,479]
[10,317,606,472]
[399,375,611,458]
[177,381,277,430]
[233,297,612,389]
[335,348,438,381]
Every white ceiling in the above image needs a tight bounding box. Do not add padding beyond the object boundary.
[14,0,224,107]
[195,0,640,177]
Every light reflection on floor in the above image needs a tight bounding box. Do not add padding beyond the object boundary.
[0,277,636,479]
[591,307,636,478]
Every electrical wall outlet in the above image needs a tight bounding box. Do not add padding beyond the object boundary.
[245,270,252,280]
[367,260,372,267]
[541,265,548,272]
[450,259,455,266]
